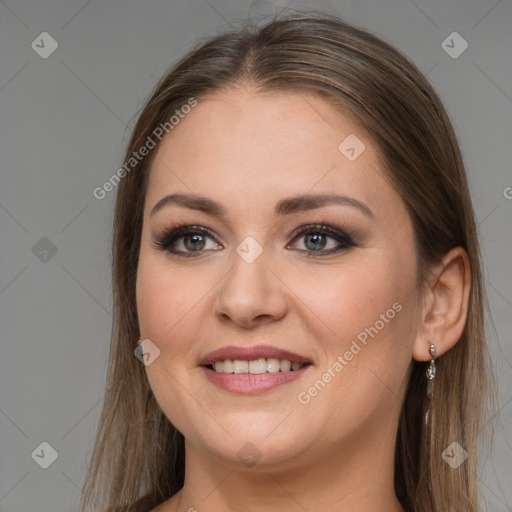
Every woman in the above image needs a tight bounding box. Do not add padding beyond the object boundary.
[80,10,496,512]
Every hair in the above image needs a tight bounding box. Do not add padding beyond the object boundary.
[79,10,497,512]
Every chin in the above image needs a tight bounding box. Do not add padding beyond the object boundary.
[191,421,315,469]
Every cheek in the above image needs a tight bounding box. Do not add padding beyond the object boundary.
[136,251,206,352]
[301,252,416,395]
[303,255,408,345]
[135,252,209,434]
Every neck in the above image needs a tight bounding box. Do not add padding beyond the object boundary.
[173,423,404,512]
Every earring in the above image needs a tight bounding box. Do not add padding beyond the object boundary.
[424,343,436,426]
[426,343,436,398]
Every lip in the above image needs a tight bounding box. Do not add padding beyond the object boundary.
[199,344,313,395]
[198,344,312,366]
[202,365,311,394]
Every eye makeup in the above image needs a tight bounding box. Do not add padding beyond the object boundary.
[151,221,359,259]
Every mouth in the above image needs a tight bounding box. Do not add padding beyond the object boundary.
[205,358,310,374]
[199,344,312,372]
[199,345,313,394]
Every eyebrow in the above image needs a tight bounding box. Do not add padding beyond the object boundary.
[150,193,374,219]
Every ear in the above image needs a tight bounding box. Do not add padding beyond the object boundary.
[412,247,471,362]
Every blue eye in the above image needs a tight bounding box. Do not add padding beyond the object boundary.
[288,223,356,256]
[152,224,221,257]
[152,223,356,258]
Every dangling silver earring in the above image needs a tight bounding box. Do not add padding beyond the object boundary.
[424,343,436,425]
[426,343,436,397]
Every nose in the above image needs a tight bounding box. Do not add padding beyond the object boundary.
[214,247,288,329]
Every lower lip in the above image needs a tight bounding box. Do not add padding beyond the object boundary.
[201,365,311,394]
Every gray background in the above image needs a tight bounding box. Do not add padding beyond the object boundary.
[1,0,511,511]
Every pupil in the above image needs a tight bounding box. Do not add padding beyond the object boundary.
[185,234,205,250]
[305,233,326,251]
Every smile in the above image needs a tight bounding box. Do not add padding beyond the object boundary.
[199,345,313,394]
[208,358,307,374]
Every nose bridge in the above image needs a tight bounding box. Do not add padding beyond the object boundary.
[215,236,286,326]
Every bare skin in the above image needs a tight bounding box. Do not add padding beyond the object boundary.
[136,87,471,512]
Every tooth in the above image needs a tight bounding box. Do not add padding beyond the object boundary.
[249,358,267,374]
[213,358,303,373]
[280,359,291,372]
[267,358,280,373]
[233,360,249,374]
[222,360,234,373]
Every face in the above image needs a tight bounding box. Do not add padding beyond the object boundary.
[136,87,422,469]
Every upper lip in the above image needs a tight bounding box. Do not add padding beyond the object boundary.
[198,344,312,366]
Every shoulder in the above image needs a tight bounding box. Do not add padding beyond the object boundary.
[107,493,178,512]
[145,501,171,512]
[146,504,164,512]
[107,501,164,512]
[147,493,181,511]
[147,495,179,511]
[134,496,176,512]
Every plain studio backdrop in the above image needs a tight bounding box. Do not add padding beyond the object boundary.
[0,0,511,511]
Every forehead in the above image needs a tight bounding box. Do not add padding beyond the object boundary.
[152,86,373,162]
[144,87,398,221]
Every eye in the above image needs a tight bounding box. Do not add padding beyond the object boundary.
[151,223,222,258]
[152,222,357,258]
[287,223,356,257]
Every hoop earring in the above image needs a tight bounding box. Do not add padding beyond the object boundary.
[424,343,436,426]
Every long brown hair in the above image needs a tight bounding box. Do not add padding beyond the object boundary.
[80,10,496,512]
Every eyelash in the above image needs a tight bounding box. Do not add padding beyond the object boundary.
[151,222,357,258]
